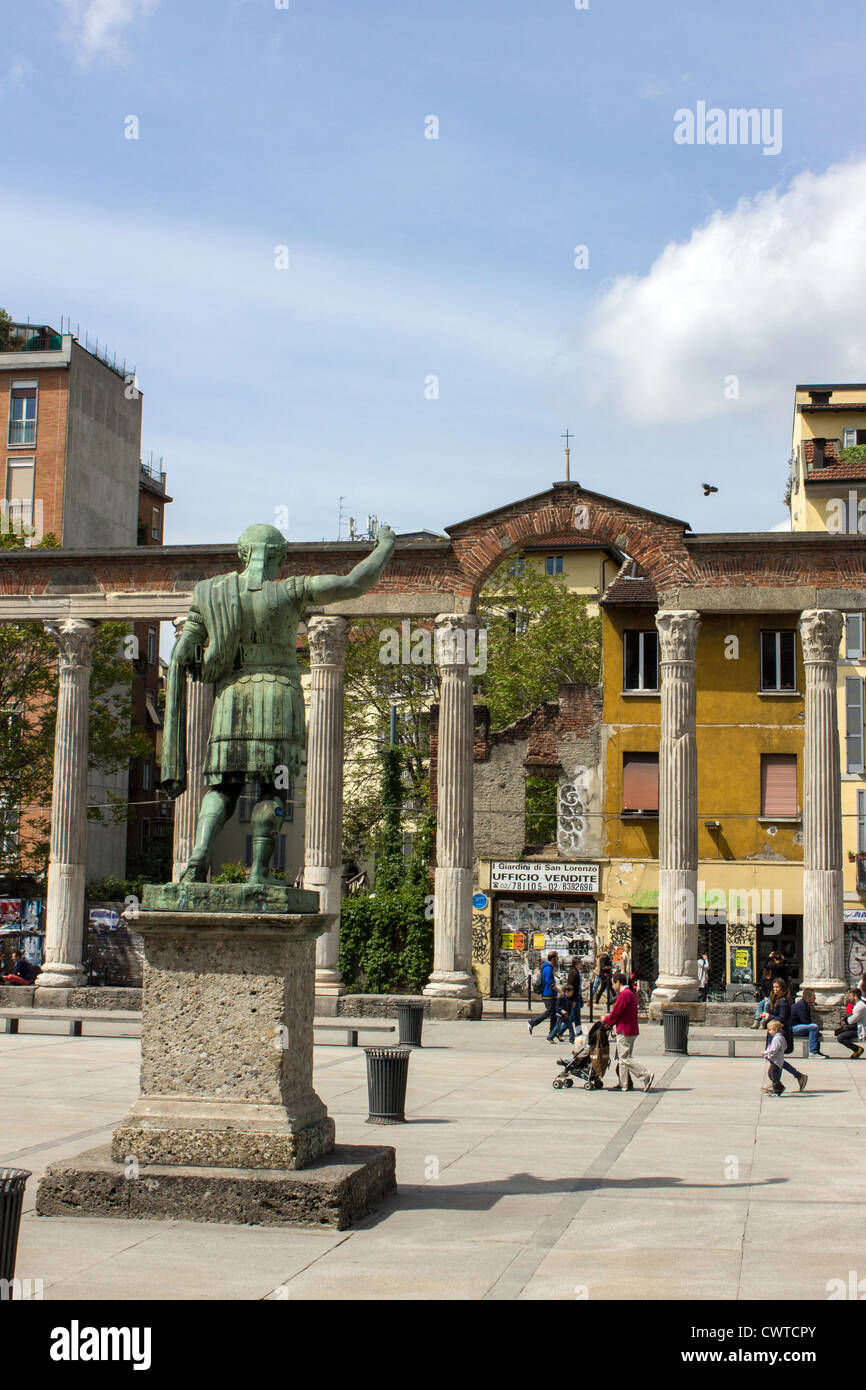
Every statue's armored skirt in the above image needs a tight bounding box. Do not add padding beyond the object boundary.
[204,669,306,785]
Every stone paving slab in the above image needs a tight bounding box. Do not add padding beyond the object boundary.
[4,1017,865,1300]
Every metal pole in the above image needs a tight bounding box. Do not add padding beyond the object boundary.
[502,972,507,1019]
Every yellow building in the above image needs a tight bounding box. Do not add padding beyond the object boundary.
[599,563,806,995]
[790,384,866,980]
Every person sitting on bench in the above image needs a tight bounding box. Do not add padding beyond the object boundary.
[1,950,39,985]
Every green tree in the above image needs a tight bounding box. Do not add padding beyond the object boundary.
[0,309,12,351]
[337,750,434,993]
[477,555,602,729]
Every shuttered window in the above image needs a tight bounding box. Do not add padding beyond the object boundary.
[846,613,864,660]
[761,754,798,818]
[622,753,659,813]
[846,676,864,773]
[858,789,866,855]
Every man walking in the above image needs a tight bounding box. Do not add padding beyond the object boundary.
[698,951,710,1002]
[603,972,654,1092]
[528,952,559,1037]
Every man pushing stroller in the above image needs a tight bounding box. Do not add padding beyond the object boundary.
[602,971,654,1091]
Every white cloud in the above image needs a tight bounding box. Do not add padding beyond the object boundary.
[580,158,866,423]
[57,0,161,65]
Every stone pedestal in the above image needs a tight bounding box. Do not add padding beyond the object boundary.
[37,900,396,1228]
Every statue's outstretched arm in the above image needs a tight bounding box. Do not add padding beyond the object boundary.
[305,525,395,606]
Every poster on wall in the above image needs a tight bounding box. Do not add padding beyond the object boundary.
[0,900,22,928]
[729,943,754,984]
[21,900,41,931]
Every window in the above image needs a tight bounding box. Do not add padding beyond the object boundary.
[760,630,797,692]
[151,506,160,541]
[545,556,564,576]
[8,383,37,447]
[506,610,529,637]
[244,835,286,870]
[4,458,34,530]
[858,789,866,855]
[761,754,798,818]
[147,628,157,666]
[238,796,253,823]
[846,613,864,661]
[843,428,866,448]
[141,818,151,847]
[142,761,152,791]
[622,753,659,814]
[507,556,525,577]
[623,631,659,691]
[846,677,864,773]
[525,775,557,845]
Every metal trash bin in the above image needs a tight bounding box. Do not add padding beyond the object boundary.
[662,1007,690,1055]
[395,1000,425,1049]
[0,1168,31,1284]
[364,1047,411,1124]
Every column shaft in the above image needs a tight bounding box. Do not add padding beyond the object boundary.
[304,616,349,995]
[800,609,846,1002]
[39,620,100,991]
[423,615,480,1001]
[170,619,214,880]
[653,610,701,1004]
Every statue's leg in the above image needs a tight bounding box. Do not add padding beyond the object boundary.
[180,782,241,882]
[248,782,287,886]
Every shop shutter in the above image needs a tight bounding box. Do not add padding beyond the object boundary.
[622,753,659,812]
[761,754,797,818]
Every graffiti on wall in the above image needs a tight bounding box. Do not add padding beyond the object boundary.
[845,923,866,983]
[471,912,491,963]
[557,765,591,855]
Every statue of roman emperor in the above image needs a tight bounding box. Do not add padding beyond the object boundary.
[161,522,395,883]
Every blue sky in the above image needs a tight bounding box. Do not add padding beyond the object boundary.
[3,0,866,544]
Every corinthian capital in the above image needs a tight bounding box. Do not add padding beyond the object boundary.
[44,619,100,669]
[307,615,349,667]
[434,613,480,669]
[655,610,701,663]
[799,609,843,664]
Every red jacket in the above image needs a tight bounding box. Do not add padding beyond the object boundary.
[603,986,639,1037]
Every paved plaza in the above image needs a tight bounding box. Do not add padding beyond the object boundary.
[3,1016,864,1301]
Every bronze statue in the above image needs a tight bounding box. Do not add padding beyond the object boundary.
[162,522,395,883]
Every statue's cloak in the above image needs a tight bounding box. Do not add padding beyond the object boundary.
[160,573,242,790]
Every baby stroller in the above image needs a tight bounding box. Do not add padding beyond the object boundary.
[552,1020,610,1091]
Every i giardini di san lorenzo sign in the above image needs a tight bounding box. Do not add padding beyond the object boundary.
[489,862,600,893]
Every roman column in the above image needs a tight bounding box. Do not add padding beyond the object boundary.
[799,609,847,1003]
[170,616,214,880]
[304,615,349,995]
[653,610,701,1004]
[37,619,100,991]
[423,613,481,1006]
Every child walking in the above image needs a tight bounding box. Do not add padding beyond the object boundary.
[762,1018,807,1096]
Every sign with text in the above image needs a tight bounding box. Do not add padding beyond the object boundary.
[490,861,599,894]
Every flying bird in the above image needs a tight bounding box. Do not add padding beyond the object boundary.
[702,483,718,496]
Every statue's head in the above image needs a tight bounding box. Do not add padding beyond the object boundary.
[237,524,289,590]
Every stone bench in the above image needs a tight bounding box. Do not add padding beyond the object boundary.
[313,1023,396,1047]
[0,1008,141,1037]
[707,1034,811,1059]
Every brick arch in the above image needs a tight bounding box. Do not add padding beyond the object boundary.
[444,484,694,605]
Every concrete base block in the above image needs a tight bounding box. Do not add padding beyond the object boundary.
[0,985,35,1008]
[322,993,482,1020]
[36,1143,396,1231]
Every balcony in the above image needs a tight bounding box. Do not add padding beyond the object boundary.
[8,420,36,447]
